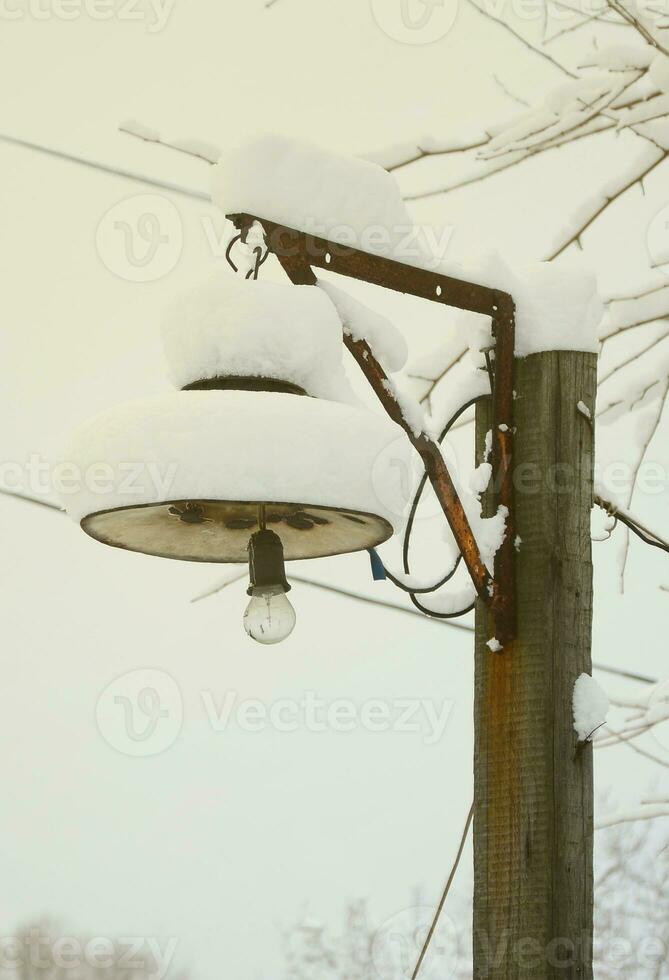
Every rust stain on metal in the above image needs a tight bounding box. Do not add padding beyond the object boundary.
[230,215,500,316]
[490,293,516,648]
[345,333,493,599]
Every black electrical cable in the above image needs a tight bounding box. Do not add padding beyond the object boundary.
[410,802,474,980]
[409,591,476,620]
[383,391,491,619]
[401,394,490,576]
[382,555,463,594]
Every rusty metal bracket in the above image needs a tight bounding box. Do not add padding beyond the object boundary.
[227,214,516,644]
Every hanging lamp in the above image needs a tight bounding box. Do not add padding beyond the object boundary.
[62,275,401,643]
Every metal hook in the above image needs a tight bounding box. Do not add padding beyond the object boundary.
[225,232,243,273]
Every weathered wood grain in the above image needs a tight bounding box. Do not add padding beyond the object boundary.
[473,350,596,978]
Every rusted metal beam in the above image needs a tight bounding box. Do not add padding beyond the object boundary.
[229,215,500,316]
[344,332,493,600]
[489,293,516,646]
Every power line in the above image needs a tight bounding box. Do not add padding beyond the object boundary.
[0,487,661,682]
[411,802,474,980]
[0,131,209,201]
[290,574,474,632]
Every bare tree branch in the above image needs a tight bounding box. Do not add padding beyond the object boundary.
[463,0,577,77]
[546,3,627,42]
[599,726,669,767]
[480,70,643,162]
[118,121,220,164]
[596,799,669,829]
[404,111,624,201]
[616,381,669,585]
[607,282,669,304]
[384,136,491,173]
[598,329,669,384]
[547,148,668,259]
[408,343,469,407]
[605,0,669,54]
[493,75,531,108]
[601,314,669,341]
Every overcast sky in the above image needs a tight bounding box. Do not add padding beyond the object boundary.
[1,2,668,978]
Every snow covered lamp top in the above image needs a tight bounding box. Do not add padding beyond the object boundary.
[62,273,403,642]
[162,274,354,401]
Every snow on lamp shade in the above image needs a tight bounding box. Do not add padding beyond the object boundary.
[162,273,356,401]
[63,391,399,562]
[62,276,402,566]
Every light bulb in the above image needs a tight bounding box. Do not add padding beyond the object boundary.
[243,585,296,645]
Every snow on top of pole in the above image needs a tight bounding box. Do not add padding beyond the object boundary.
[493,256,602,357]
[456,252,603,357]
[211,133,429,263]
[162,273,356,403]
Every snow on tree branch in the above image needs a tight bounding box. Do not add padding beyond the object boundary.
[604,0,669,55]
[547,145,668,260]
[119,119,221,165]
[595,671,669,752]
[463,0,577,78]
[596,797,669,828]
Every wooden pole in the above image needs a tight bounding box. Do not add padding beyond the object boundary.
[473,349,596,978]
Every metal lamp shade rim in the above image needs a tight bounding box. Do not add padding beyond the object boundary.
[80,498,393,563]
[64,389,403,563]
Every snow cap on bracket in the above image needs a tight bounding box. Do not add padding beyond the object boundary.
[162,273,355,402]
[212,133,429,264]
[462,251,603,357]
[503,258,602,357]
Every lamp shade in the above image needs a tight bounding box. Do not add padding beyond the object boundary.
[161,274,355,401]
[62,274,405,564]
[63,389,400,562]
